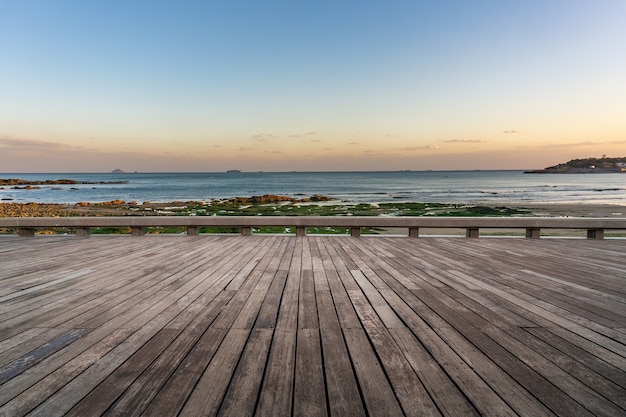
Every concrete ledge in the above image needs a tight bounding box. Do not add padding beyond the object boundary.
[1,216,625,238]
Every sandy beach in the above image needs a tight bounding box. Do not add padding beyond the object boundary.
[509,203,625,218]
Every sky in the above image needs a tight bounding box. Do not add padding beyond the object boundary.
[1,0,625,172]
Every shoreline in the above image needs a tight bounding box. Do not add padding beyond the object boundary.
[0,199,624,219]
[506,203,625,218]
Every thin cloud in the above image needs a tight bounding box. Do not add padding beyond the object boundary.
[310,138,322,143]
[348,141,360,145]
[541,141,601,148]
[503,130,520,134]
[0,137,92,152]
[289,131,317,138]
[443,139,486,143]
[400,145,440,151]
[251,133,278,142]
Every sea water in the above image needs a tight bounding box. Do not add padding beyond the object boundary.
[1,171,625,205]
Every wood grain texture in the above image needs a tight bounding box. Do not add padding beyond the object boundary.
[0,235,624,416]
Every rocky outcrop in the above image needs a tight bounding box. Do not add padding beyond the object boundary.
[225,194,333,205]
[0,178,128,185]
[0,203,74,217]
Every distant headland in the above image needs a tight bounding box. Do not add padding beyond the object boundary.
[525,157,626,174]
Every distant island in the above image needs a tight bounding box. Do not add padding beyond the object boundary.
[111,169,126,174]
[525,157,626,174]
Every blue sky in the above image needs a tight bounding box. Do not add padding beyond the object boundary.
[1,0,625,172]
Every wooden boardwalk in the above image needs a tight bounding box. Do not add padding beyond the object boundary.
[0,235,625,416]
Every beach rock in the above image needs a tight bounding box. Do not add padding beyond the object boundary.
[12,185,41,190]
[0,203,70,217]
[225,194,334,205]
[304,194,333,202]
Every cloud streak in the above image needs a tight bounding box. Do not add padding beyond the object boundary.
[443,139,486,143]
[399,145,439,151]
[540,141,602,148]
[288,131,317,138]
[0,137,95,153]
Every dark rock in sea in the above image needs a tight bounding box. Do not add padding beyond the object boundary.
[1,178,127,186]
[12,185,41,190]
[223,194,334,205]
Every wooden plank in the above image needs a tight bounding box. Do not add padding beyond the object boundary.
[64,329,180,416]
[484,324,626,412]
[0,236,241,364]
[526,327,626,389]
[284,237,302,292]
[0,328,135,415]
[141,327,229,417]
[318,239,362,329]
[311,237,330,291]
[231,239,291,330]
[179,328,249,417]
[0,328,89,385]
[382,243,626,414]
[294,328,327,417]
[90,291,234,416]
[254,270,289,329]
[316,289,365,417]
[355,307,442,417]
[389,327,480,417]
[338,251,441,416]
[3,239,253,415]
[1,236,625,417]
[255,329,296,417]
[349,269,404,329]
[22,323,179,417]
[443,267,626,369]
[375,286,519,416]
[298,270,319,329]
[218,328,273,417]
[276,289,299,330]
[342,328,404,417]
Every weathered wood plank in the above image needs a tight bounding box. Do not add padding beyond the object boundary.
[92,291,234,417]
[1,236,624,417]
[342,327,405,416]
[255,328,296,417]
[64,328,181,416]
[389,327,480,417]
[315,289,365,417]
[141,327,229,417]
[294,328,327,417]
[219,328,273,417]
[179,328,250,417]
